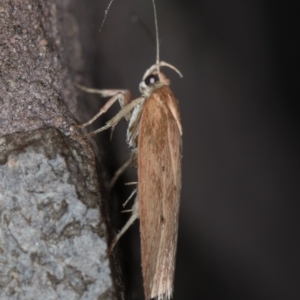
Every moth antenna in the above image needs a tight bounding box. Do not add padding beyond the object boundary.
[151,0,160,73]
[99,0,115,33]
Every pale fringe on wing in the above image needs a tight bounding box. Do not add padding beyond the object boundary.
[151,251,174,300]
[153,288,173,300]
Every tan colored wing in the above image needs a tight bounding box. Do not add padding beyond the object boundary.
[138,86,182,300]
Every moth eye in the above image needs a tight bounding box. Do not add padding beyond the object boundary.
[144,74,159,86]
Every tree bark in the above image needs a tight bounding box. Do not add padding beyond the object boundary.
[0,1,123,299]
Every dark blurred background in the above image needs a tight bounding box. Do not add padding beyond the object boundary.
[72,0,299,299]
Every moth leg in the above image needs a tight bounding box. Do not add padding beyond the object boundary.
[108,195,139,255]
[122,188,137,209]
[75,92,132,132]
[109,151,137,189]
[76,84,128,99]
[87,97,144,137]
[109,158,131,189]
[76,84,131,112]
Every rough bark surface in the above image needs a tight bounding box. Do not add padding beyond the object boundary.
[0,0,77,135]
[0,0,121,299]
[0,128,113,299]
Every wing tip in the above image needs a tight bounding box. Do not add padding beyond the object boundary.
[148,289,173,300]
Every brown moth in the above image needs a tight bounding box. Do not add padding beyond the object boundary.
[72,1,182,299]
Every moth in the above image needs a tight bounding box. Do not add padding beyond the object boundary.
[72,1,182,299]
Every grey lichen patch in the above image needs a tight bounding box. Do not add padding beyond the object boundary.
[59,221,82,239]
[0,128,114,299]
[64,265,88,295]
[47,271,63,286]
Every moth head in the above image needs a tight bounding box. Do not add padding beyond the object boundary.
[139,61,183,95]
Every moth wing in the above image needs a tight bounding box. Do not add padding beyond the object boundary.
[138,86,182,300]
